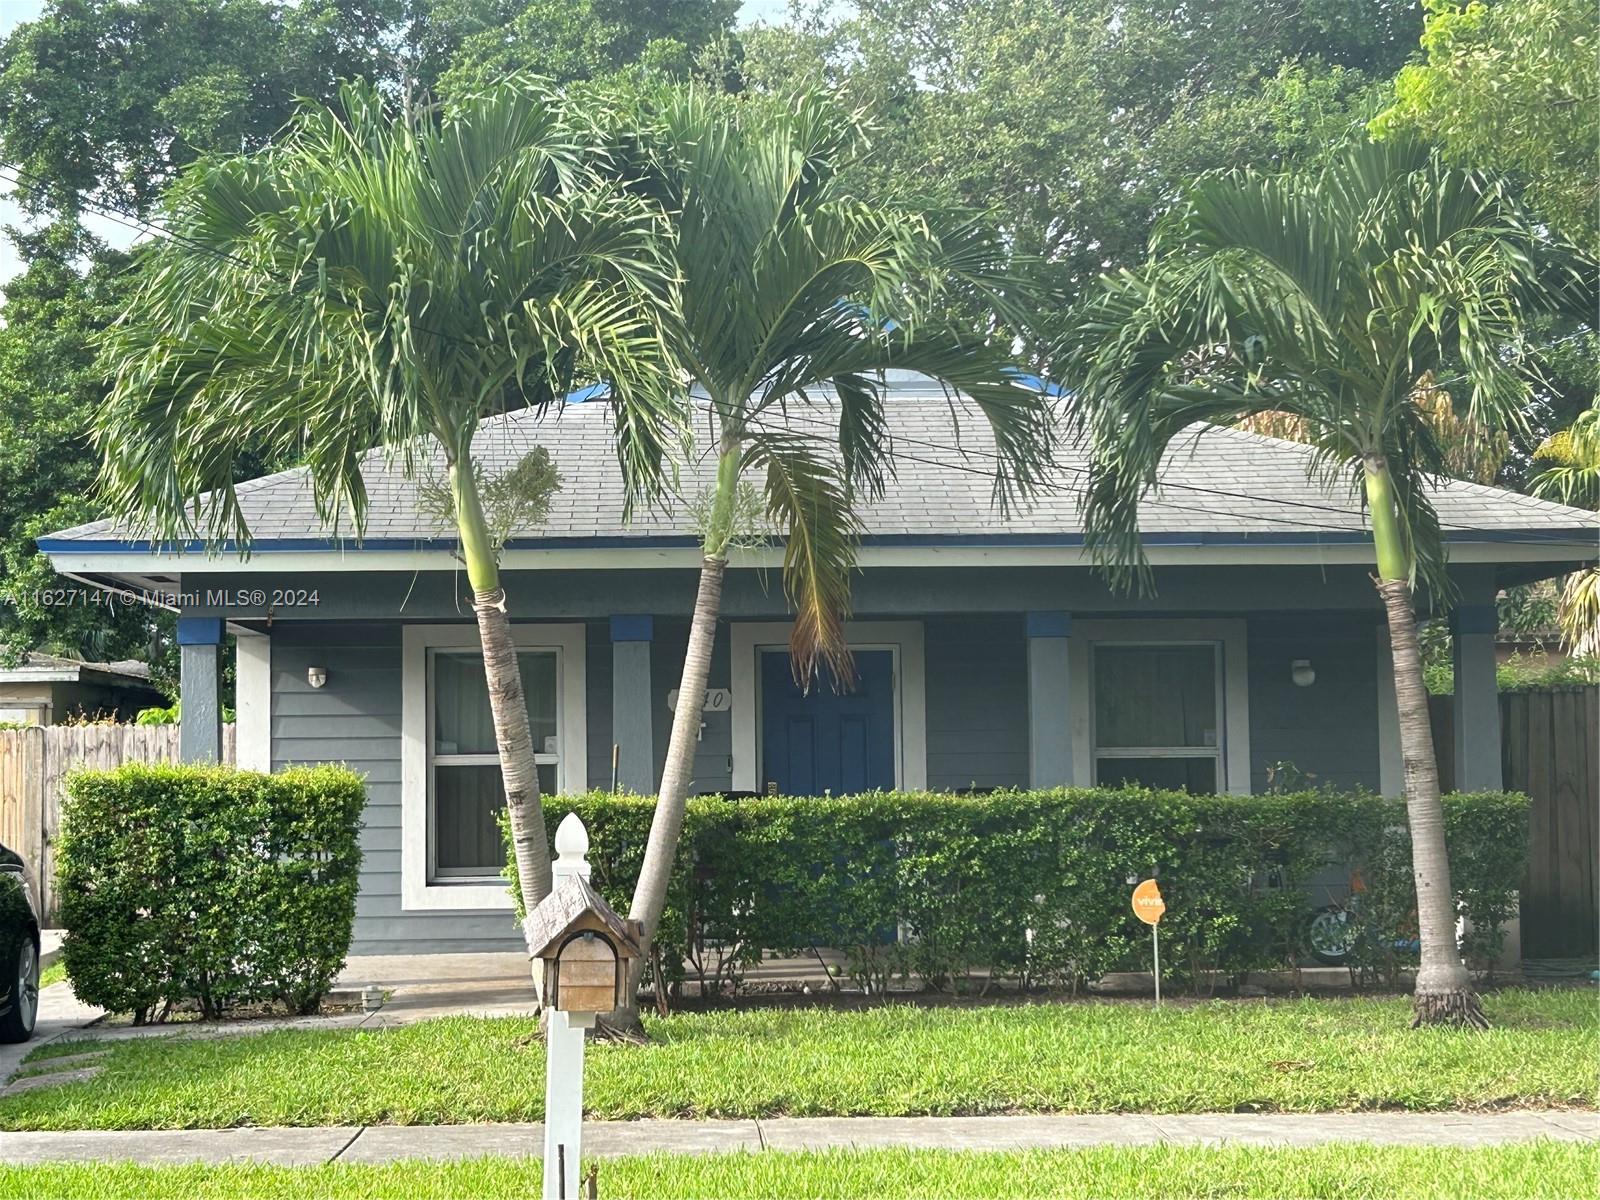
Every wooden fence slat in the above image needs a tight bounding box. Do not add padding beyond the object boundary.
[1507,687,1599,959]
[0,723,234,925]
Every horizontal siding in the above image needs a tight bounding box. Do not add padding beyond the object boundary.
[271,621,560,954]
[1246,613,1380,792]
[925,616,1029,791]
[651,620,734,793]
[263,607,1385,953]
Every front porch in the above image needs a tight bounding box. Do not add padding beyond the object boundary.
[154,559,1514,957]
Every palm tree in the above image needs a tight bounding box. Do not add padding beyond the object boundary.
[610,89,1056,1032]
[95,79,680,920]
[1528,405,1600,655]
[1060,138,1592,1028]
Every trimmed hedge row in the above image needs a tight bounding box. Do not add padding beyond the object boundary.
[58,763,365,1021]
[509,788,1528,996]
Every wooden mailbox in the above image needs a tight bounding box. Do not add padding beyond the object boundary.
[525,874,643,1014]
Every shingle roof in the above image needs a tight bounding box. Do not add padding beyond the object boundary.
[41,373,1598,549]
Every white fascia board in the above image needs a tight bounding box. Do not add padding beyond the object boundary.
[42,537,1599,578]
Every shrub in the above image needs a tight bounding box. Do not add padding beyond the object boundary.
[57,763,365,1021]
[509,788,1527,996]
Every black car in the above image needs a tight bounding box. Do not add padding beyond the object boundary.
[0,842,40,1042]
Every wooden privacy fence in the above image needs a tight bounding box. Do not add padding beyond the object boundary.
[1434,687,1599,959]
[0,723,235,923]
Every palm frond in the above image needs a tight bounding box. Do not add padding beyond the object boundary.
[95,77,683,551]
[741,434,860,687]
[1059,136,1592,594]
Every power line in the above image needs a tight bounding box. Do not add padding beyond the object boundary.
[5,158,1592,551]
[739,412,1375,538]
[744,403,1595,547]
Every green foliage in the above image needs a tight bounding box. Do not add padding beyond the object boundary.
[436,0,741,99]
[0,0,402,220]
[1060,137,1593,596]
[1528,405,1600,510]
[1425,642,1600,693]
[507,789,1527,996]
[0,228,168,671]
[134,703,180,726]
[1373,0,1599,252]
[627,84,1055,679]
[742,0,1419,354]
[416,448,563,559]
[56,763,365,1021]
[1,990,1587,1130]
[1496,651,1600,691]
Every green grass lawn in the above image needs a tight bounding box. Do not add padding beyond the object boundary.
[38,961,66,990]
[0,1144,1594,1200]
[2,989,1592,1131]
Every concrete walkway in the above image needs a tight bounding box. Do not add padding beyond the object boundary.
[2,1111,1594,1166]
[0,982,103,1089]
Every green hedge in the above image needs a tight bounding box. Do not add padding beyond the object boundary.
[58,763,365,1021]
[508,789,1528,996]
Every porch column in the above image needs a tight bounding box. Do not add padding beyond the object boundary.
[1026,611,1073,787]
[610,615,655,794]
[235,630,271,771]
[178,616,223,763]
[1451,593,1503,792]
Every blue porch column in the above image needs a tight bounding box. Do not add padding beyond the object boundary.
[610,615,655,794]
[1451,595,1503,792]
[1026,611,1073,787]
[177,617,224,763]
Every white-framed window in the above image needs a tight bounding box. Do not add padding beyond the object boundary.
[402,624,586,910]
[1067,618,1250,794]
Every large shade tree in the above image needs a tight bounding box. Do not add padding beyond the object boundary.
[1061,138,1593,1027]
[95,78,680,917]
[608,87,1056,1033]
[740,0,1422,355]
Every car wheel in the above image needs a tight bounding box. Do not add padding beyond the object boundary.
[0,935,38,1043]
[1307,906,1355,967]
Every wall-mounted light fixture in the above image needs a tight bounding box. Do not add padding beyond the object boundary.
[1290,659,1315,688]
[307,666,328,689]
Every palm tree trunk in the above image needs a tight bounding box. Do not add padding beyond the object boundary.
[607,444,740,1037]
[607,553,725,1034]
[1365,456,1487,1029]
[453,461,552,924]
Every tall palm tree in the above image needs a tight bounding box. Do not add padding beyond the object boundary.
[609,89,1056,1032]
[1061,138,1592,1028]
[1528,404,1600,655]
[95,79,680,920]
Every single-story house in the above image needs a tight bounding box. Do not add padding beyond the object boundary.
[40,372,1599,955]
[0,653,165,726]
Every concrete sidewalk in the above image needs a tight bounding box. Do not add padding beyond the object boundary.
[2,1111,1594,1166]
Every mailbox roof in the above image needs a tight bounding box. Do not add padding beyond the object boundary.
[524,875,641,959]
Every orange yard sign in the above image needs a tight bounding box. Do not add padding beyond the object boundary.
[1131,879,1166,925]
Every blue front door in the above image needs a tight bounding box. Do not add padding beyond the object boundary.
[760,650,896,796]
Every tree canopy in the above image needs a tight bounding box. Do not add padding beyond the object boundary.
[740,0,1423,353]
[1373,0,1599,253]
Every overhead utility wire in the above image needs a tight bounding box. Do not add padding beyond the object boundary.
[5,160,1592,549]
[743,399,1596,548]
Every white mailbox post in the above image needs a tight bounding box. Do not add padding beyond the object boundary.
[525,814,642,1200]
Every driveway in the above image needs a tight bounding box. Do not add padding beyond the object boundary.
[0,980,104,1085]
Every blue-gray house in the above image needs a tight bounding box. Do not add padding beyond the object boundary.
[40,375,1599,954]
